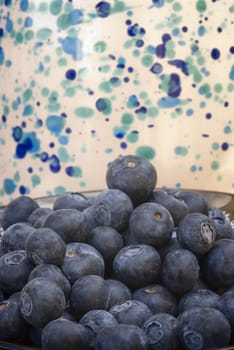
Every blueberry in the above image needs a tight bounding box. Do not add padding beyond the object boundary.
[1,195,39,230]
[53,191,92,211]
[25,227,66,266]
[161,248,200,296]
[201,238,234,289]
[0,292,29,342]
[28,264,71,301]
[88,226,123,275]
[177,213,216,256]
[0,289,4,301]
[177,307,231,350]
[105,278,132,308]
[178,289,219,314]
[174,190,209,215]
[27,207,53,228]
[217,289,234,343]
[208,206,233,240]
[133,284,178,316]
[20,277,66,328]
[41,318,93,350]
[95,324,149,350]
[149,189,189,226]
[109,299,152,327]
[129,202,175,248]
[70,275,109,320]
[43,208,88,243]
[113,244,161,290]
[1,222,34,253]
[61,242,105,285]
[90,189,133,233]
[158,236,182,260]
[142,313,179,350]
[106,154,157,206]
[0,250,35,296]
[79,309,118,335]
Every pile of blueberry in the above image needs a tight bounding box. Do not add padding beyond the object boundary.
[1,154,234,350]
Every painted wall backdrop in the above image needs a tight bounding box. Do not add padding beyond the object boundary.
[0,0,234,205]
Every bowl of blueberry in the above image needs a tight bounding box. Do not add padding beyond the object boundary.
[1,154,234,350]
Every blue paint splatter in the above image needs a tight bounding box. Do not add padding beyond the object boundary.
[158,96,181,108]
[59,37,83,61]
[23,105,33,116]
[46,115,66,136]
[58,135,68,145]
[152,0,165,8]
[65,69,76,80]
[168,73,181,98]
[229,65,234,81]
[0,47,5,65]
[150,62,163,74]
[15,132,40,158]
[49,155,61,173]
[117,57,126,69]
[5,13,13,33]
[20,0,29,12]
[211,48,220,60]
[24,16,33,27]
[95,1,111,18]
[4,179,16,195]
[135,106,147,114]
[0,28,4,38]
[127,23,139,37]
[68,9,84,25]
[19,185,29,195]
[162,33,171,43]
[168,59,189,76]
[128,95,140,108]
[12,126,23,141]
[198,25,206,36]
[156,44,166,58]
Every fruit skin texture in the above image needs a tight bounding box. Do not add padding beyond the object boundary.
[217,289,234,343]
[161,248,200,296]
[0,250,35,296]
[95,323,148,350]
[43,208,88,243]
[79,309,118,335]
[177,307,231,350]
[174,190,209,215]
[149,189,189,227]
[61,242,105,285]
[178,289,219,314]
[208,206,234,240]
[142,312,179,350]
[129,202,175,248]
[41,318,93,350]
[70,275,109,321]
[177,213,216,256]
[25,227,66,266]
[0,292,29,342]
[109,299,152,327]
[28,264,71,301]
[106,154,157,206]
[113,244,161,290]
[1,222,34,254]
[133,284,178,316]
[201,238,234,290]
[1,195,39,230]
[20,277,66,328]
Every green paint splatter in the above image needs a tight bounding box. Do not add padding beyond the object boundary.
[58,147,71,162]
[36,28,52,41]
[148,107,159,117]
[127,132,139,143]
[70,166,82,178]
[196,0,207,12]
[99,81,112,93]
[175,146,188,156]
[38,2,48,13]
[54,186,66,195]
[173,2,182,11]
[50,0,63,15]
[135,146,156,160]
[31,175,41,187]
[25,30,34,41]
[15,32,24,44]
[23,89,32,103]
[94,41,107,53]
[41,87,50,97]
[121,113,134,125]
[141,55,154,67]
[214,83,223,93]
[211,161,219,170]
[57,14,70,30]
[74,107,95,118]
[58,57,67,66]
